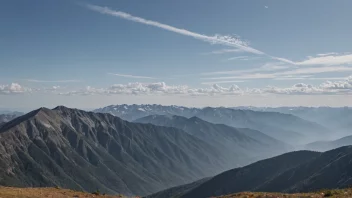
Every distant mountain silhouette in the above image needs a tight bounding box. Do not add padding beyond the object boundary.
[136,114,292,168]
[306,135,352,151]
[238,106,352,138]
[0,112,22,124]
[95,104,330,145]
[148,146,352,198]
[0,106,229,196]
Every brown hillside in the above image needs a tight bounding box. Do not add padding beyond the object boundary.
[0,186,135,198]
[215,189,352,198]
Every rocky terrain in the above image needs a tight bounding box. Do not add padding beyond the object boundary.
[0,106,229,196]
[148,146,352,198]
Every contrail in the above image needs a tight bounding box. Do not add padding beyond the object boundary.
[86,4,265,55]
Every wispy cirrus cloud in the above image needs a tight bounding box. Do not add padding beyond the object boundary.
[295,54,352,66]
[273,76,347,81]
[226,56,249,61]
[201,66,352,80]
[108,73,156,79]
[202,49,243,55]
[26,79,81,83]
[317,52,338,56]
[201,80,246,85]
[226,56,262,61]
[85,4,264,55]
[85,4,352,68]
[201,62,290,76]
[272,53,352,66]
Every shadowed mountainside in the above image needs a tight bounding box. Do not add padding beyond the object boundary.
[148,146,352,198]
[135,114,292,167]
[0,106,229,196]
[95,104,330,145]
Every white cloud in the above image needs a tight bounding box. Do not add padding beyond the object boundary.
[2,78,350,97]
[26,79,80,83]
[202,66,352,80]
[0,83,30,94]
[274,76,347,81]
[203,73,274,80]
[43,86,62,91]
[296,54,352,66]
[317,52,338,56]
[201,62,289,76]
[201,80,246,85]
[226,56,249,61]
[265,6,269,9]
[264,83,324,95]
[259,77,352,95]
[59,82,243,96]
[108,73,156,79]
[271,56,297,65]
[273,53,352,66]
[280,66,352,76]
[86,4,264,55]
[320,76,352,90]
[58,77,352,97]
[85,4,352,68]
[202,49,243,55]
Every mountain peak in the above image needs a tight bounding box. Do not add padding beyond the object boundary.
[0,107,53,133]
[53,106,86,115]
[53,105,72,111]
[189,116,203,122]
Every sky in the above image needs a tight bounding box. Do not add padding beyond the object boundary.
[1,0,352,111]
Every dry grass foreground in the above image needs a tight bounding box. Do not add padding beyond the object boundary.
[215,189,352,198]
[1,187,352,198]
[0,186,140,198]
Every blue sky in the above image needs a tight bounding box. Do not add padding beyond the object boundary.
[1,0,352,110]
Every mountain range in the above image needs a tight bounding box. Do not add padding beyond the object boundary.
[0,106,233,196]
[306,135,352,151]
[135,114,291,167]
[95,104,331,145]
[0,104,351,197]
[148,146,352,198]
[234,106,352,139]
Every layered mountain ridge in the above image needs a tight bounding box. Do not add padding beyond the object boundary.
[135,114,292,166]
[0,104,350,198]
[0,106,229,196]
[306,134,352,151]
[148,146,352,198]
[95,104,331,145]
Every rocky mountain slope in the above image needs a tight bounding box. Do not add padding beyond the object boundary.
[136,114,292,167]
[0,106,228,196]
[146,150,320,198]
[148,146,352,198]
[95,104,330,145]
